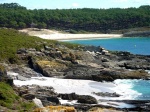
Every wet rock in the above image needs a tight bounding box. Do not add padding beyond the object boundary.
[46,96,60,105]
[59,93,97,104]
[77,95,98,104]
[58,93,78,100]
[16,85,58,106]
[93,92,120,97]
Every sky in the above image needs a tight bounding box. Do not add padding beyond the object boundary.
[0,0,150,9]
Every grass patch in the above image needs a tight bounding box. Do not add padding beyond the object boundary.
[0,28,81,63]
[0,82,35,111]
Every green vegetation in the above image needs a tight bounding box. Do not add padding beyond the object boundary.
[0,3,150,33]
[0,82,35,111]
[0,28,80,63]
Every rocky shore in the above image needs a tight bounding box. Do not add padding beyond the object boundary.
[1,43,150,111]
[123,31,150,37]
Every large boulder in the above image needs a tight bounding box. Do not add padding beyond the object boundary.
[58,93,78,100]
[46,96,60,105]
[34,60,68,77]
[77,95,98,104]
[59,93,98,104]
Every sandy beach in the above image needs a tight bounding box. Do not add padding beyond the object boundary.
[19,28,123,40]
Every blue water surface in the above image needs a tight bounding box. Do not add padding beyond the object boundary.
[114,79,150,100]
[67,37,150,55]
[67,37,150,100]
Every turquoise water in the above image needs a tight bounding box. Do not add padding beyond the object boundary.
[68,37,150,100]
[68,37,150,55]
[114,79,150,100]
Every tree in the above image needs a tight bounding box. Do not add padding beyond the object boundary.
[37,22,47,29]
[18,22,26,29]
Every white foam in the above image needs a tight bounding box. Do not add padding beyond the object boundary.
[112,79,142,100]
[14,77,138,108]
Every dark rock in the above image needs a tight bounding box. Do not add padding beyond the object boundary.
[58,93,78,100]
[22,94,35,100]
[17,48,27,54]
[84,46,101,52]
[46,96,60,105]
[123,31,150,37]
[93,92,120,97]
[101,58,109,62]
[77,95,98,104]
[58,93,97,104]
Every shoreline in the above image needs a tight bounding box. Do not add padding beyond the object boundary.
[35,34,123,41]
[19,28,123,40]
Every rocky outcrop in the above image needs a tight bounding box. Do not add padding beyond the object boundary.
[64,67,149,81]
[59,93,98,104]
[123,31,150,37]
[34,60,68,77]
[77,95,98,104]
[16,85,58,106]
[92,92,120,97]
[16,44,150,81]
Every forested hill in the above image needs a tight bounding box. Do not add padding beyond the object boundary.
[0,3,150,33]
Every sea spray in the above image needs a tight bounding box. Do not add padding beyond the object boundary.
[113,79,150,100]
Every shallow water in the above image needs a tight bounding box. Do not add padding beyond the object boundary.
[68,37,150,55]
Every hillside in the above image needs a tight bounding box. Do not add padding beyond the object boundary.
[0,28,79,63]
[0,3,150,33]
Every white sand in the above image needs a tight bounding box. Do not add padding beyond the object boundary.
[35,34,122,40]
[19,28,123,40]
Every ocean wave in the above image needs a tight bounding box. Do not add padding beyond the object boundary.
[113,79,142,100]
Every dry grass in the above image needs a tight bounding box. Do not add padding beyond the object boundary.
[34,106,76,112]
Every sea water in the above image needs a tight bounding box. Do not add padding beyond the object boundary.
[67,37,150,55]
[67,37,150,100]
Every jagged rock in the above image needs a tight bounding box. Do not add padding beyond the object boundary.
[17,48,27,54]
[58,93,78,100]
[101,57,109,62]
[34,60,67,77]
[22,93,35,100]
[46,96,60,105]
[59,93,97,104]
[77,95,98,104]
[93,92,120,97]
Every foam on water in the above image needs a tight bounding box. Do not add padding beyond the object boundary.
[113,79,142,100]
[14,77,137,108]
[113,79,150,100]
